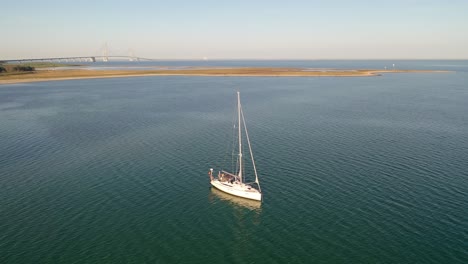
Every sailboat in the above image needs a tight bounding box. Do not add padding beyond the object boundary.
[208,91,262,201]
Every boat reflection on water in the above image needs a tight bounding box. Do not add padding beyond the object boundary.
[209,187,262,211]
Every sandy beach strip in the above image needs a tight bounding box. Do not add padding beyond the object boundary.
[0,68,449,85]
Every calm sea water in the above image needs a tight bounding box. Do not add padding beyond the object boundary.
[1,61,467,263]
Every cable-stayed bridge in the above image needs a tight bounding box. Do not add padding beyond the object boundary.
[1,44,154,63]
[1,56,154,64]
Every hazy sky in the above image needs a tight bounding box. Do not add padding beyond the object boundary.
[2,0,468,59]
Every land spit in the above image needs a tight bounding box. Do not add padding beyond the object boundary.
[0,67,448,84]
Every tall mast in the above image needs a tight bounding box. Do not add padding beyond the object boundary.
[237,91,243,183]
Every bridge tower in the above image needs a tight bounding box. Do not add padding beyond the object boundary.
[102,42,109,62]
[128,49,138,62]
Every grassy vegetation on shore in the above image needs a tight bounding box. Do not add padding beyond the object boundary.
[0,62,80,72]
[0,64,35,77]
[0,62,84,78]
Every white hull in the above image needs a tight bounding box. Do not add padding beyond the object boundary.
[211,179,262,201]
[210,187,261,209]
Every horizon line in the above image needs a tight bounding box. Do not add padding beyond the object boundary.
[2,57,468,61]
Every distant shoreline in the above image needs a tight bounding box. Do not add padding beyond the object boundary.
[0,67,450,85]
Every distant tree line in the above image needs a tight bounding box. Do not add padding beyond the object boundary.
[13,65,35,71]
[0,64,35,73]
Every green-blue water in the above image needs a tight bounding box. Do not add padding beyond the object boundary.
[1,61,467,263]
